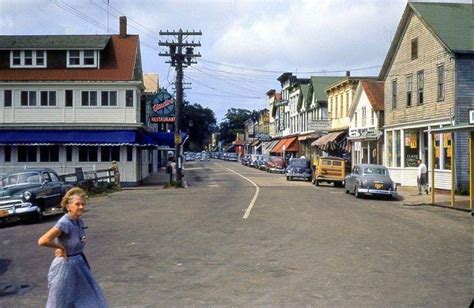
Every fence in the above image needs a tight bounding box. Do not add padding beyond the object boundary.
[59,164,120,188]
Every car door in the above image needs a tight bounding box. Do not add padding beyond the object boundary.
[48,171,64,208]
[347,166,357,190]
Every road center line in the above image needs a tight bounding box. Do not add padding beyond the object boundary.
[216,164,260,219]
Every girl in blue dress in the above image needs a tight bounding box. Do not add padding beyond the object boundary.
[38,187,108,308]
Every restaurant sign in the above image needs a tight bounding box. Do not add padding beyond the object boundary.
[150,89,175,123]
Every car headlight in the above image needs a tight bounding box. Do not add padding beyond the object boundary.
[23,191,32,201]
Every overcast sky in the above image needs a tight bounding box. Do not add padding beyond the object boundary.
[0,0,469,121]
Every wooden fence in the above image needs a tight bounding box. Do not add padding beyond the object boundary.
[60,164,120,188]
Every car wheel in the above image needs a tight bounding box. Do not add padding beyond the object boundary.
[315,180,319,186]
[286,176,289,181]
[355,186,361,198]
[345,185,350,194]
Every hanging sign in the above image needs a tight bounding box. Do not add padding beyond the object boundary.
[149,89,176,123]
[469,109,474,125]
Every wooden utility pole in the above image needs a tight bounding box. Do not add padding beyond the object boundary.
[159,29,201,187]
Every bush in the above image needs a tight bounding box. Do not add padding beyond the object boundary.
[78,180,120,196]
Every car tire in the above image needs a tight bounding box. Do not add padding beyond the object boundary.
[345,186,350,194]
[315,180,319,186]
[355,186,361,198]
[286,176,289,181]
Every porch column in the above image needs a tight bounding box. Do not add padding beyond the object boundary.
[470,132,473,210]
[451,132,455,207]
[400,129,405,168]
[367,141,371,164]
[431,132,435,204]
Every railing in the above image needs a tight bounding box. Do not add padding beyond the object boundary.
[59,163,121,188]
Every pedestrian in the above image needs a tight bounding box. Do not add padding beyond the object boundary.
[38,187,108,308]
[417,159,428,195]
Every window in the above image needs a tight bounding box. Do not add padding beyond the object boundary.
[417,70,424,105]
[81,91,97,106]
[386,131,393,167]
[371,110,375,126]
[340,94,343,118]
[126,90,134,107]
[20,91,37,106]
[78,146,98,162]
[10,50,47,68]
[101,146,120,162]
[437,64,445,101]
[346,92,350,116]
[66,146,72,162]
[394,130,401,167]
[42,172,51,183]
[335,96,338,118]
[40,146,59,162]
[411,38,418,60]
[391,80,397,109]
[4,146,11,162]
[4,90,12,107]
[361,107,367,127]
[67,50,97,67]
[65,90,73,107]
[40,91,56,106]
[443,133,452,170]
[101,91,117,106]
[127,147,133,161]
[50,172,61,182]
[18,146,37,162]
[404,129,419,167]
[354,112,358,128]
[406,75,412,107]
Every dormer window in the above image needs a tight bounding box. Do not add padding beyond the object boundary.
[10,50,47,68]
[67,50,98,68]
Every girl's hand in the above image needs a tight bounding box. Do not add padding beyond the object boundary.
[54,247,67,259]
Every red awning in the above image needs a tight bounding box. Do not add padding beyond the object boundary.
[271,139,286,153]
[272,136,298,153]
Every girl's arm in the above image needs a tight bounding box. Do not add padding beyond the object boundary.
[38,227,67,258]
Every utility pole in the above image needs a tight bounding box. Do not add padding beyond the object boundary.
[159,29,201,187]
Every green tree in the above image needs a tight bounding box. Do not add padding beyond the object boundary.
[182,101,217,152]
[218,108,259,145]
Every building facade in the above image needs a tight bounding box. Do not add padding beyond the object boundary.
[0,17,166,186]
[379,2,473,189]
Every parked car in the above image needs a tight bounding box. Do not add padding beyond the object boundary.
[249,154,261,168]
[241,154,251,166]
[314,157,350,187]
[227,153,238,161]
[258,155,270,170]
[286,158,312,181]
[0,168,72,224]
[200,152,210,161]
[345,164,398,199]
[185,153,195,161]
[265,156,286,173]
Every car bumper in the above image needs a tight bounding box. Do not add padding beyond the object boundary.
[357,188,398,196]
[286,172,311,179]
[270,168,285,173]
[0,202,39,221]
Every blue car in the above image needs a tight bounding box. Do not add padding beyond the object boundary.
[286,158,312,181]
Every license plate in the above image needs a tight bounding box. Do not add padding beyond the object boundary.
[0,209,9,217]
[374,183,383,189]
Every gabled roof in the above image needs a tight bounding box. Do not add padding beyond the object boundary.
[0,35,111,50]
[297,83,310,111]
[379,2,473,80]
[325,76,378,93]
[0,35,141,82]
[361,80,384,111]
[310,76,342,102]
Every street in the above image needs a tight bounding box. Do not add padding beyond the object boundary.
[1,159,472,307]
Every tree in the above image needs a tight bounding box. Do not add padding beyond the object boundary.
[182,101,217,152]
[218,108,259,145]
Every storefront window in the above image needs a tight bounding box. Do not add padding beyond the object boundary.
[434,134,441,169]
[386,131,393,167]
[395,130,401,167]
[404,129,419,167]
[443,133,452,170]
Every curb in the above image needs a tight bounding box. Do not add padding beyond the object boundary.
[402,202,472,213]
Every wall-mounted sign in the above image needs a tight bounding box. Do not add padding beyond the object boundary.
[469,109,474,125]
[149,89,175,123]
[308,119,330,131]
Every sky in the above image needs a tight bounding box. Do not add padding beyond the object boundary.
[0,0,470,122]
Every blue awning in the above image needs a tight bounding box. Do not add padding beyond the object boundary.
[0,129,165,147]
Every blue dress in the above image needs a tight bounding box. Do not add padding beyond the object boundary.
[46,214,108,308]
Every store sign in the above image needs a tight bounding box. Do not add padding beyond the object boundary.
[354,141,361,151]
[469,109,474,125]
[308,119,330,131]
[149,89,175,123]
[350,127,378,138]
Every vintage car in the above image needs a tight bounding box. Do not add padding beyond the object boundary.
[286,158,312,181]
[314,156,350,187]
[344,164,398,199]
[265,156,286,173]
[258,155,270,171]
[0,168,72,223]
[227,153,238,161]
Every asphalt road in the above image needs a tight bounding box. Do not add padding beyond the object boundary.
[1,159,472,307]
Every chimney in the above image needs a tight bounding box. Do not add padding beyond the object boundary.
[119,16,127,38]
[346,70,351,77]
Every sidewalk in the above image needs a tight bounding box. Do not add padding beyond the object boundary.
[397,186,472,213]
[142,168,172,186]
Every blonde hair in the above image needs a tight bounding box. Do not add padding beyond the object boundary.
[61,187,86,212]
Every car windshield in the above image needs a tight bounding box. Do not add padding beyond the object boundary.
[363,167,387,175]
[1,172,42,187]
[290,159,307,167]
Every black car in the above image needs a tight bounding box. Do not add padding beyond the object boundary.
[285,158,312,181]
[0,168,72,223]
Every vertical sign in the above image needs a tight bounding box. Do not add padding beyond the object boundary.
[150,89,175,123]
